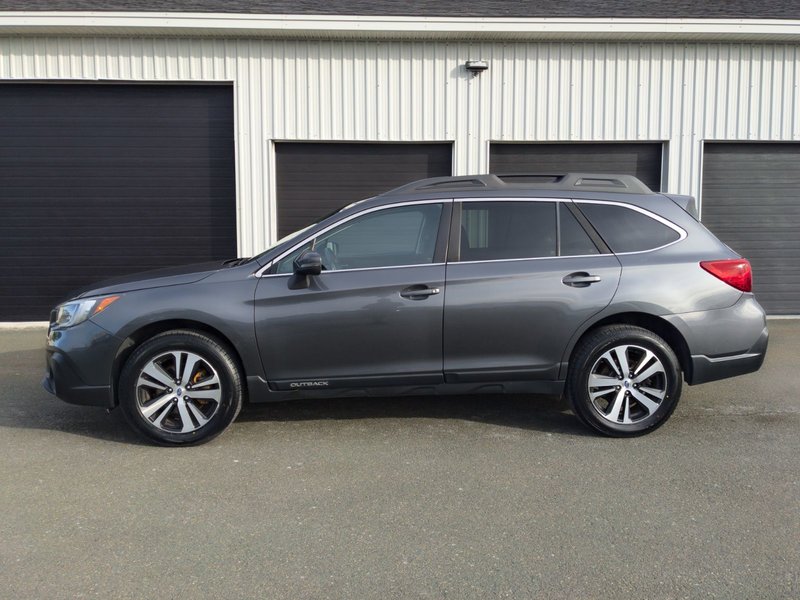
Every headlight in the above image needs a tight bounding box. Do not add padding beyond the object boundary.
[53,295,120,328]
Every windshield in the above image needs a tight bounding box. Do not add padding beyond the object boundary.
[249,201,362,264]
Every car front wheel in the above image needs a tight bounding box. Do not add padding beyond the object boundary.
[118,330,244,445]
[566,325,682,437]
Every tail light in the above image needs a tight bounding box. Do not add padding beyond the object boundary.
[700,259,752,292]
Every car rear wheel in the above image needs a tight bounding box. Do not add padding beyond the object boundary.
[566,325,682,436]
[118,330,243,445]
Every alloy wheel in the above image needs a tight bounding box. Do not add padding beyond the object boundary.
[135,350,222,433]
[587,344,667,425]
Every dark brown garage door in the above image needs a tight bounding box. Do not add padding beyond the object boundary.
[702,143,800,315]
[275,143,452,238]
[490,142,663,192]
[0,83,236,322]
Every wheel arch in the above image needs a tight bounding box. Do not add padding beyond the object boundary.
[562,312,693,383]
[110,319,248,406]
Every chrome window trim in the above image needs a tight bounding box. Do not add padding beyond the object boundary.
[255,199,451,277]
[458,197,564,203]
[255,195,687,276]
[450,253,614,266]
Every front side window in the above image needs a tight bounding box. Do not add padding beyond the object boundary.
[458,201,557,261]
[275,203,443,273]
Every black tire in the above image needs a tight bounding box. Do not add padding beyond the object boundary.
[118,330,244,446]
[566,325,682,437]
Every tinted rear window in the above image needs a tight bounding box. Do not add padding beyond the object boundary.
[577,203,681,253]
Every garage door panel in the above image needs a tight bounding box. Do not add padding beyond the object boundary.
[704,198,800,210]
[2,253,225,270]
[2,199,234,214]
[0,112,234,122]
[1,160,235,171]
[0,84,236,321]
[0,140,235,155]
[2,187,233,199]
[0,130,235,141]
[2,256,216,270]
[713,240,800,250]
[707,222,800,237]
[703,210,800,222]
[276,143,452,239]
[757,281,800,291]
[702,142,800,315]
[490,142,663,192]
[2,169,233,181]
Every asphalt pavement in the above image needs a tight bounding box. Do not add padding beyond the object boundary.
[1,322,798,599]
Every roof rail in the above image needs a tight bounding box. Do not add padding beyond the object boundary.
[380,175,503,195]
[380,173,653,196]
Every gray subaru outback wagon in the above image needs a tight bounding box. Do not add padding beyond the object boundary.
[44,173,768,445]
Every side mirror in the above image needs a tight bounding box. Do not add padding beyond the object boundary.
[293,251,322,276]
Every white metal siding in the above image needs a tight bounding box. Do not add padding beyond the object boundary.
[1,37,799,255]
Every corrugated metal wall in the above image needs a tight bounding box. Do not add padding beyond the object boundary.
[1,37,799,255]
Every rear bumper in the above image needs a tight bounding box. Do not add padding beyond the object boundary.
[665,294,768,385]
[690,325,768,384]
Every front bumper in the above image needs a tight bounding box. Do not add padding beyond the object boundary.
[42,320,121,408]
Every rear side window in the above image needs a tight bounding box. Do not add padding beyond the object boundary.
[459,201,556,261]
[577,203,681,253]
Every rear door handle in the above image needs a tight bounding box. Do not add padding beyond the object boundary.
[400,285,441,299]
[562,272,602,287]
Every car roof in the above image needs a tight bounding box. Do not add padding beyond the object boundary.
[326,172,708,230]
[253,173,700,267]
[350,173,660,210]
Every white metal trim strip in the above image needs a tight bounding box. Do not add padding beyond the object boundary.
[0,321,48,329]
[0,13,799,40]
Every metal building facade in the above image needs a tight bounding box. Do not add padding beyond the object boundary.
[1,35,799,256]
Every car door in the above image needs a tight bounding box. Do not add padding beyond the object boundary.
[254,201,451,390]
[443,199,622,382]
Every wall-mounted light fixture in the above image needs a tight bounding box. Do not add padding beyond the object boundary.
[465,60,489,76]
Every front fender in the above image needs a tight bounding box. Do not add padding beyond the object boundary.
[90,274,262,381]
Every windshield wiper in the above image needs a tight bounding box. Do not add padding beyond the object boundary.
[223,257,251,267]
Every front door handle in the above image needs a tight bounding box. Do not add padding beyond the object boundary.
[400,285,441,299]
[562,272,602,288]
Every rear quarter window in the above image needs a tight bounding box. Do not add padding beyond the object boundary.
[577,203,681,253]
